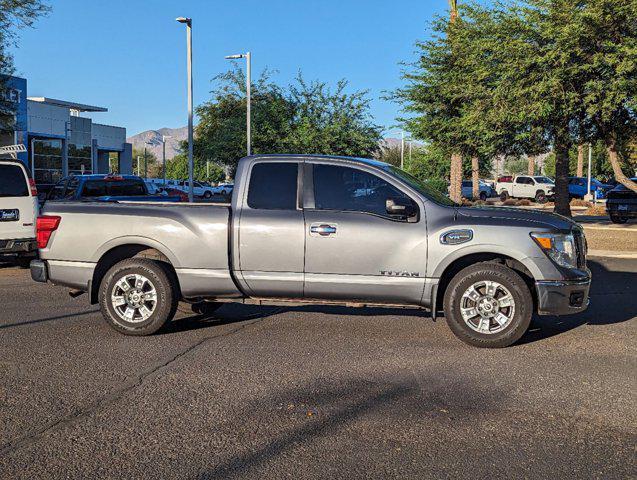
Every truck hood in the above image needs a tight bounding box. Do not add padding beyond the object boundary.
[456,206,577,231]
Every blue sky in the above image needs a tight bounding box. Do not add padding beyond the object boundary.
[11,0,453,136]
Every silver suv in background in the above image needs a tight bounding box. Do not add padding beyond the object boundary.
[0,160,38,260]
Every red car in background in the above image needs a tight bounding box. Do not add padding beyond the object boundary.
[160,187,189,202]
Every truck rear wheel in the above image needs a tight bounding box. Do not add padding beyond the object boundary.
[499,191,509,202]
[99,258,178,336]
[535,190,547,204]
[443,263,532,348]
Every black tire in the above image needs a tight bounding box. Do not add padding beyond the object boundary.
[499,191,509,202]
[535,190,547,204]
[203,191,212,199]
[609,213,627,224]
[479,191,488,201]
[191,301,224,316]
[99,258,178,336]
[443,263,533,348]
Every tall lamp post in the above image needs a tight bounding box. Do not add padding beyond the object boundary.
[162,135,171,185]
[176,16,194,202]
[225,52,251,156]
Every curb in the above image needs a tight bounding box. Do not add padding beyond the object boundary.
[587,250,637,259]
[581,224,637,232]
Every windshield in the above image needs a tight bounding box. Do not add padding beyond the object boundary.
[534,176,554,184]
[383,165,457,206]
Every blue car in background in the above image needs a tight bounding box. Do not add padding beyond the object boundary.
[461,180,496,201]
[568,177,613,199]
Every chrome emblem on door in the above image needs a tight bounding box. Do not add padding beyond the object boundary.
[380,270,420,277]
[440,229,473,245]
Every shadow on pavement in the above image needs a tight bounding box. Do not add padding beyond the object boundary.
[164,304,427,336]
[201,377,506,479]
[518,258,637,345]
[0,309,99,330]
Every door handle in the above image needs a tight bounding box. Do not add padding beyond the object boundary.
[310,224,337,236]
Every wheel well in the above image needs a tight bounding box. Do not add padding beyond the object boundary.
[434,253,536,314]
[535,189,545,195]
[90,244,180,304]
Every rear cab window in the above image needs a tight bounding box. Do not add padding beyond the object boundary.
[247,162,298,210]
[81,179,147,197]
[0,164,28,197]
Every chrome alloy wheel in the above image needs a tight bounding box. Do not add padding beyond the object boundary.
[459,280,516,334]
[111,274,158,323]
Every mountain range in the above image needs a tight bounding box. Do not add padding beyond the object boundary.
[126,127,188,161]
[127,127,412,160]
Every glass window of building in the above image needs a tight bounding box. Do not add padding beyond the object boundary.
[68,144,92,175]
[32,139,63,187]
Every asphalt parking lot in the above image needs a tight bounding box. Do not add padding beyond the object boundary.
[0,257,635,479]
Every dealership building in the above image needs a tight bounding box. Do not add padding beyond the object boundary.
[0,75,133,190]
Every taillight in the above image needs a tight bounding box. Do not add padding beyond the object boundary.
[36,215,61,249]
[29,178,38,196]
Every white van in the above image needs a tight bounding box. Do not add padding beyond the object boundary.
[0,160,38,258]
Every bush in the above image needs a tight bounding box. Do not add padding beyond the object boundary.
[584,204,606,216]
[516,199,532,206]
[570,198,592,207]
[423,177,449,195]
[503,199,518,206]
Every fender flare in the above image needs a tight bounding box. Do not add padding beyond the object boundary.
[91,235,180,267]
[431,243,543,280]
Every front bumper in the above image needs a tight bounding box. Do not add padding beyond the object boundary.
[535,278,591,316]
[0,238,37,255]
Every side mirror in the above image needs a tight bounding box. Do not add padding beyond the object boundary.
[386,197,418,220]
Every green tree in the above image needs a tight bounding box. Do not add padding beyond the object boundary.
[193,67,382,177]
[286,75,382,157]
[193,66,294,177]
[394,0,637,215]
[577,0,637,192]
[165,154,225,183]
[0,0,50,130]
[131,148,157,178]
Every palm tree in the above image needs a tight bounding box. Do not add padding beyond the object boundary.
[448,0,464,203]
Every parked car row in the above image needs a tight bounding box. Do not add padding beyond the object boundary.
[146,179,234,199]
[460,180,496,201]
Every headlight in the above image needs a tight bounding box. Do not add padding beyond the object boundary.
[531,232,577,268]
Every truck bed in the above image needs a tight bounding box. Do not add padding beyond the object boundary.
[39,201,241,299]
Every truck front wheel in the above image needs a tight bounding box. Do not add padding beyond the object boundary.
[99,258,178,336]
[443,263,532,348]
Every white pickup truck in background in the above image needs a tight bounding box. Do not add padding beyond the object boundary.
[496,175,555,203]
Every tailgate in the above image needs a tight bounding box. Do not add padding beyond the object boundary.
[0,164,37,241]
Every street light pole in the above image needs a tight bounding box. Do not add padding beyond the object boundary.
[400,131,404,170]
[225,52,251,156]
[162,135,171,185]
[587,143,593,200]
[177,16,194,202]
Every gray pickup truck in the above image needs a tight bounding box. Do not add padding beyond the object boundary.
[30,155,591,348]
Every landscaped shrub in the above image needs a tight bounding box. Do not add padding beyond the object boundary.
[516,199,532,206]
[571,198,593,207]
[584,204,607,216]
[503,199,518,206]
